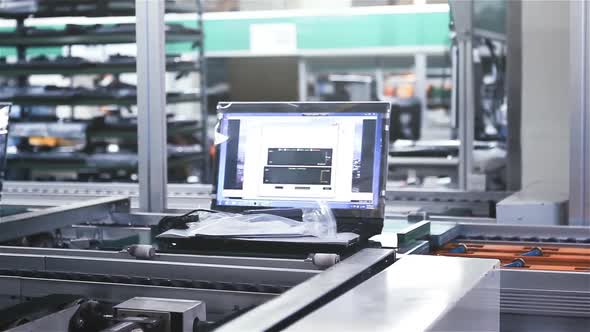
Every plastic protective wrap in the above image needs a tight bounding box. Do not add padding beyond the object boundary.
[158,201,337,239]
[301,200,337,238]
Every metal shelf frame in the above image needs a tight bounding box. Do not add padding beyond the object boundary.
[0,59,198,76]
[135,0,209,212]
[0,91,199,106]
[0,0,197,19]
[0,29,199,46]
[0,0,209,210]
[570,0,590,225]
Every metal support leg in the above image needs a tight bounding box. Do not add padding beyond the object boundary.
[298,57,308,101]
[506,0,522,191]
[197,0,210,183]
[414,53,428,135]
[457,38,475,191]
[450,45,458,129]
[450,0,475,191]
[136,0,167,212]
[570,0,590,225]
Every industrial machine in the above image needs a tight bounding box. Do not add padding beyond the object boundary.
[1,192,587,331]
[0,194,509,332]
[0,102,586,331]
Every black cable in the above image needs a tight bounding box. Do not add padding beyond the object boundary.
[157,209,220,233]
[484,38,506,137]
[180,208,219,217]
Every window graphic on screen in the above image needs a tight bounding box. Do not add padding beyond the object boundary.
[216,109,384,210]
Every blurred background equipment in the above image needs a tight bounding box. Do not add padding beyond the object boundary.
[0,0,221,184]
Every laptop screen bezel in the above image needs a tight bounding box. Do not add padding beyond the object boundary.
[211,101,391,220]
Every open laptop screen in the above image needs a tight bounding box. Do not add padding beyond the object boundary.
[213,102,390,218]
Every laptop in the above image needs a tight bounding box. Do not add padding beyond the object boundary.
[211,101,391,238]
[0,103,11,204]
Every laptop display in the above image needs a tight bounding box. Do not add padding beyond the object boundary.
[212,102,390,219]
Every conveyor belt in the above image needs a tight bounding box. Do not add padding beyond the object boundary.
[436,242,590,272]
[0,269,289,294]
[455,234,590,245]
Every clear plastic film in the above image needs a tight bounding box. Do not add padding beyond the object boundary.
[301,200,337,238]
[158,201,337,239]
[214,104,230,145]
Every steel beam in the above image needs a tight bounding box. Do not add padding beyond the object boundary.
[506,0,522,191]
[197,0,210,183]
[0,253,316,286]
[216,248,395,332]
[297,57,308,101]
[136,0,168,212]
[2,181,511,218]
[570,0,590,226]
[414,53,428,134]
[0,196,130,242]
[2,181,212,210]
[0,246,320,270]
[450,0,476,191]
[44,256,315,286]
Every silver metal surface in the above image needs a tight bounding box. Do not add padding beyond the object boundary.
[389,156,459,166]
[43,256,315,286]
[450,0,476,191]
[0,248,395,329]
[2,181,212,209]
[216,248,395,332]
[414,53,427,130]
[285,255,500,332]
[136,0,168,212]
[0,253,44,270]
[501,269,590,318]
[385,188,510,202]
[457,37,475,191]
[0,252,318,286]
[506,0,522,191]
[197,0,210,183]
[457,223,590,244]
[5,304,81,332]
[385,188,508,217]
[0,246,320,270]
[0,196,130,242]
[569,0,590,226]
[450,44,458,128]
[497,187,569,225]
[3,181,510,218]
[115,297,205,332]
[297,57,307,101]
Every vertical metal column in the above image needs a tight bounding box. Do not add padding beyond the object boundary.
[505,0,522,191]
[414,53,427,135]
[15,18,27,87]
[298,57,308,101]
[197,0,210,183]
[450,0,476,191]
[456,37,475,191]
[569,0,590,225]
[136,0,167,212]
[16,18,29,118]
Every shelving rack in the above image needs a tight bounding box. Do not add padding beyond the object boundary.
[0,0,210,183]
